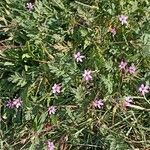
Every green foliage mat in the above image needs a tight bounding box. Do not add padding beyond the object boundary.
[0,0,150,149]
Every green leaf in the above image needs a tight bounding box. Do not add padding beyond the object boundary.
[8,72,27,87]
[4,62,14,66]
[22,53,31,59]
[80,28,88,37]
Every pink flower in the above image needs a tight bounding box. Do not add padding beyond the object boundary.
[108,27,116,36]
[93,99,104,109]
[27,3,34,11]
[47,141,55,150]
[74,52,85,62]
[119,61,127,70]
[6,97,22,109]
[139,84,149,95]
[119,15,128,25]
[124,96,133,107]
[83,70,92,81]
[48,106,57,115]
[128,65,136,74]
[52,84,61,94]
[13,97,22,108]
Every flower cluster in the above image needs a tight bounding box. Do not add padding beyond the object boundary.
[6,97,22,109]
[47,51,149,115]
[74,52,93,81]
[119,60,136,75]
[118,60,149,96]
[48,52,93,115]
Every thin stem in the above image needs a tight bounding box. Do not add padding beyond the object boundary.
[75,1,99,9]
[144,95,150,105]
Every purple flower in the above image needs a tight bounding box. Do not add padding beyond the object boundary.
[128,65,136,74]
[74,52,85,62]
[48,106,57,115]
[119,61,127,70]
[47,141,55,150]
[52,84,61,94]
[119,15,128,25]
[93,99,104,109]
[124,96,133,107]
[26,3,34,11]
[83,70,92,81]
[6,97,22,109]
[139,84,149,95]
[6,100,14,108]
